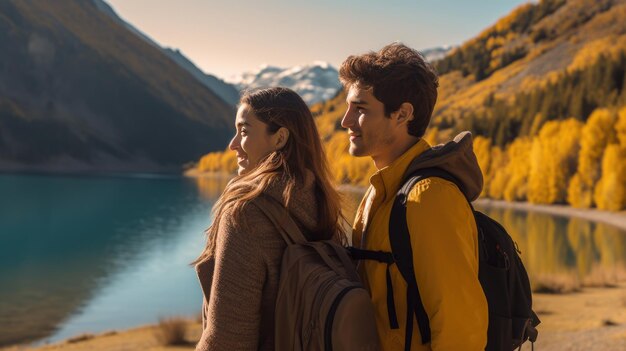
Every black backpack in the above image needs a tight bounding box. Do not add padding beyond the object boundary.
[350,167,540,351]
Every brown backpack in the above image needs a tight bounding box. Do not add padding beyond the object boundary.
[254,196,380,351]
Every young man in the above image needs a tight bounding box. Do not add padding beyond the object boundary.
[340,43,488,350]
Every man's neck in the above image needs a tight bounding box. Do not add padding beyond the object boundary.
[372,137,420,169]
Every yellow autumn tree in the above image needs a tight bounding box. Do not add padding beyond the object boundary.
[196,147,237,174]
[616,106,626,148]
[220,150,238,173]
[486,146,507,199]
[323,132,349,183]
[591,107,626,211]
[502,137,533,201]
[593,144,626,211]
[528,119,583,204]
[197,151,222,172]
[473,136,492,196]
[324,131,377,186]
[483,137,532,201]
[568,108,617,208]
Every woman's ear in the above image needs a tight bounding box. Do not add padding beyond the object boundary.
[274,127,290,150]
[394,102,415,125]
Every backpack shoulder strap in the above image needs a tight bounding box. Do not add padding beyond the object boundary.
[389,167,468,348]
[252,195,308,245]
[254,195,360,282]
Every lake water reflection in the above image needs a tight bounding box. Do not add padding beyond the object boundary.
[475,205,626,290]
[339,190,626,290]
[1,174,625,346]
[0,173,219,346]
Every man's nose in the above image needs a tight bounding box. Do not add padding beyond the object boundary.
[341,108,354,129]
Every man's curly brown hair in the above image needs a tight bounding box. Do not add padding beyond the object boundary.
[339,42,439,138]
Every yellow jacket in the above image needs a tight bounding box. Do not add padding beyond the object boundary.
[352,133,488,351]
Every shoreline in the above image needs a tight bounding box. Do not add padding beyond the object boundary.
[474,199,626,231]
[5,169,626,231]
[186,170,626,231]
[182,169,233,179]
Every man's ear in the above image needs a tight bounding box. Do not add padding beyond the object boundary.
[394,102,414,125]
[274,127,290,150]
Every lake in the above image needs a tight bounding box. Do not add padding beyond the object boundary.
[1,173,625,346]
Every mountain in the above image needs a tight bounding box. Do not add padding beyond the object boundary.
[421,45,453,63]
[432,0,626,141]
[318,0,626,209]
[92,0,240,106]
[97,0,344,107]
[195,0,626,211]
[161,48,240,105]
[0,0,235,172]
[230,62,342,105]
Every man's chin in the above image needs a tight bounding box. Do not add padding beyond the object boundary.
[349,144,368,157]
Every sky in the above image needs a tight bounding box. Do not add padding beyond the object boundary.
[106,0,532,80]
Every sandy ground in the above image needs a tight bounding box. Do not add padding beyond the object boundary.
[0,322,203,351]
[2,283,624,351]
[522,282,626,350]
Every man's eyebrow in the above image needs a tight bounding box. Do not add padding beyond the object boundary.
[347,99,368,105]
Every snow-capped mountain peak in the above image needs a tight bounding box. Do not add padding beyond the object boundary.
[231,62,341,106]
[421,45,454,63]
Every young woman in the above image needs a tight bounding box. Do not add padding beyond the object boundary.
[194,87,345,350]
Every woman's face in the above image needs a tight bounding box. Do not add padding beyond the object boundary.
[229,104,278,175]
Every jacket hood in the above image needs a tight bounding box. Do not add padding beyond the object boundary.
[404,131,483,201]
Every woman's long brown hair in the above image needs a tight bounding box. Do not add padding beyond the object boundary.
[194,87,345,264]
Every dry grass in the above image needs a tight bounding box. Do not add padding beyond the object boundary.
[154,317,190,346]
[66,334,95,344]
[534,309,554,315]
[533,274,581,294]
[101,330,117,337]
[581,265,626,288]
[534,266,626,294]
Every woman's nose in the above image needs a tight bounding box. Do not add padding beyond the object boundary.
[228,135,239,150]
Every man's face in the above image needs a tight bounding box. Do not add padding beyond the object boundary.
[341,85,395,159]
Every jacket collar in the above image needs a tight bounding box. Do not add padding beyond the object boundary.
[368,138,431,203]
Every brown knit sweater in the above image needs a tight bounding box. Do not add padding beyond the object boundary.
[195,175,319,351]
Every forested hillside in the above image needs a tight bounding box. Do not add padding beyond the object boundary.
[0,0,234,172]
[193,0,626,210]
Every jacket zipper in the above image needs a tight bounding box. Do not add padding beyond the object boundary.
[324,285,358,351]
